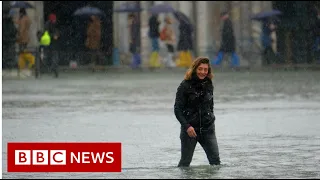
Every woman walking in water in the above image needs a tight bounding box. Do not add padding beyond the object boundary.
[174,57,220,167]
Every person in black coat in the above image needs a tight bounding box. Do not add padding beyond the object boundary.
[44,13,59,77]
[174,57,220,167]
[177,22,193,52]
[213,11,240,67]
[176,22,194,68]
[148,15,160,52]
[128,13,142,68]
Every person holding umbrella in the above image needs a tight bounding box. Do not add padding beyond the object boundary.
[16,8,35,76]
[250,10,282,65]
[85,15,102,72]
[261,18,277,65]
[73,6,106,70]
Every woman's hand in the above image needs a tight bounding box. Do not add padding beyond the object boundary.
[187,126,197,138]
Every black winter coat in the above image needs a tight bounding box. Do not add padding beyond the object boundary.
[148,15,160,38]
[220,18,235,53]
[174,76,216,132]
[177,23,193,51]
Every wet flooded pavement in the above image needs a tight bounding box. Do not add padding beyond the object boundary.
[2,71,320,179]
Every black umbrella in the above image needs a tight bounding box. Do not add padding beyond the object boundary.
[114,2,143,13]
[250,10,282,21]
[10,1,34,9]
[73,6,106,18]
[173,11,191,25]
[148,3,175,14]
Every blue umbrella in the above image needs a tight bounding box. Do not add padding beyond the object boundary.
[114,2,143,13]
[10,1,34,9]
[149,4,175,14]
[73,6,106,18]
[251,10,282,21]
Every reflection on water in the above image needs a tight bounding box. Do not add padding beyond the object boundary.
[2,71,320,179]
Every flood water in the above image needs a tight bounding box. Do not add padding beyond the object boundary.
[2,70,320,179]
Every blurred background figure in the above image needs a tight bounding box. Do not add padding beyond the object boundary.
[160,16,176,68]
[128,13,141,68]
[261,18,278,65]
[212,11,240,67]
[148,14,161,68]
[2,8,18,70]
[314,6,320,62]
[176,20,193,68]
[149,14,160,52]
[16,8,35,76]
[85,15,102,72]
[43,13,59,77]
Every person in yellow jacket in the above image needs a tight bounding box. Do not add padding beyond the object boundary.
[40,31,51,46]
[39,30,57,77]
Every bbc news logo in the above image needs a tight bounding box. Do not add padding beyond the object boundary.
[7,142,121,172]
[15,150,114,165]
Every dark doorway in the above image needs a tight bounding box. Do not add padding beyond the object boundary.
[273,1,318,64]
[43,1,113,66]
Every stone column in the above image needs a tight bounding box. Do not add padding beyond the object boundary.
[251,1,263,41]
[178,1,193,23]
[211,1,222,53]
[167,1,180,40]
[139,1,152,67]
[239,1,252,55]
[179,1,195,56]
[263,1,272,11]
[154,1,165,29]
[115,1,130,54]
[112,1,121,66]
[251,1,264,66]
[231,1,241,54]
[113,1,120,49]
[196,1,210,57]
[168,1,179,10]
[25,1,44,50]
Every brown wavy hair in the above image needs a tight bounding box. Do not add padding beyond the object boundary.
[184,57,214,80]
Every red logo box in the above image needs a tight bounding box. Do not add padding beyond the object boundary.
[7,142,122,172]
